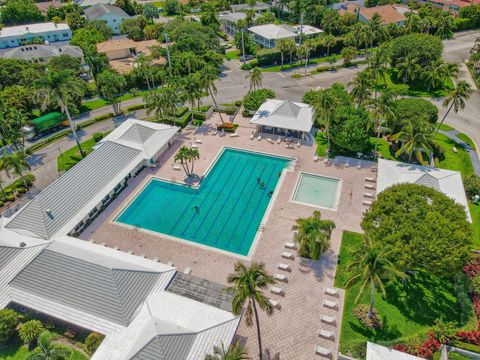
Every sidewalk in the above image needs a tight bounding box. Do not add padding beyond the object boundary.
[439,129,480,176]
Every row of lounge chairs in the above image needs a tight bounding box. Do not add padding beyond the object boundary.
[316,287,340,358]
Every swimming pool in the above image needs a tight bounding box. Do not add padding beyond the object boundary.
[116,148,292,256]
[293,173,340,210]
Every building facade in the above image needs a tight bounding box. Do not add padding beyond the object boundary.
[84,4,130,35]
[0,22,72,49]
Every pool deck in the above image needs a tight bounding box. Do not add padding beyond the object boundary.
[81,113,377,359]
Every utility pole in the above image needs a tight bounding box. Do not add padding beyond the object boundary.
[241,29,246,65]
[299,12,304,45]
[163,32,172,75]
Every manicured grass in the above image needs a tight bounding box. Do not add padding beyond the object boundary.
[371,137,396,161]
[57,135,105,172]
[336,231,475,357]
[80,91,147,112]
[469,202,480,249]
[260,54,341,72]
[377,68,453,98]
[0,343,88,360]
[438,123,455,132]
[315,132,328,157]
[435,133,475,177]
[457,133,476,151]
[225,49,240,60]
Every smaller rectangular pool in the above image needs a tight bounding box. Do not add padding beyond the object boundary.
[293,173,340,210]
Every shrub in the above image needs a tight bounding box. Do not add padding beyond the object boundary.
[85,332,104,354]
[126,104,145,111]
[18,320,44,346]
[192,111,206,121]
[330,105,371,154]
[257,48,281,66]
[0,202,4,207]
[93,132,104,143]
[0,309,20,344]
[224,107,237,115]
[240,63,253,71]
[393,98,438,129]
[5,194,15,202]
[16,187,27,195]
[243,88,275,111]
[217,122,239,133]
[464,175,480,197]
[353,304,383,329]
[389,33,443,68]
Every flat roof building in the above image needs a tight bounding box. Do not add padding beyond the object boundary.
[0,22,72,49]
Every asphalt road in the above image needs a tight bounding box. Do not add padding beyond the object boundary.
[8,30,480,191]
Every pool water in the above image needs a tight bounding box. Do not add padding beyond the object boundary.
[116,148,291,256]
[293,173,340,209]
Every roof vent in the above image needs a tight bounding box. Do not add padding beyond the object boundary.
[46,209,53,219]
[19,242,26,248]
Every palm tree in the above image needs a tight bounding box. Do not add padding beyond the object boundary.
[291,210,335,260]
[322,34,337,57]
[435,80,472,135]
[180,51,202,75]
[349,71,372,107]
[314,90,336,153]
[276,38,295,68]
[227,262,275,360]
[27,331,72,360]
[144,86,179,124]
[368,89,397,159]
[174,146,191,176]
[34,70,86,158]
[367,13,383,50]
[205,341,251,360]
[1,150,30,188]
[345,237,406,319]
[441,62,459,84]
[392,117,436,164]
[367,47,388,101]
[246,67,263,92]
[396,55,419,83]
[18,320,44,347]
[136,54,155,89]
[187,147,200,176]
[183,73,203,123]
[200,65,225,123]
[435,13,454,39]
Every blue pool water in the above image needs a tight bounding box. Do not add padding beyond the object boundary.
[116,148,291,256]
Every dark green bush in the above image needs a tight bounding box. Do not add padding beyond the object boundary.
[393,98,439,131]
[257,48,281,66]
[93,132,104,143]
[192,111,206,120]
[5,195,15,202]
[85,332,104,355]
[464,175,480,197]
[126,104,145,111]
[330,106,371,154]
[243,88,275,111]
[389,33,443,68]
[16,187,27,195]
[0,309,20,344]
[224,108,237,115]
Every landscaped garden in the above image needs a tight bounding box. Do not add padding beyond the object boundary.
[57,132,108,172]
[0,307,104,360]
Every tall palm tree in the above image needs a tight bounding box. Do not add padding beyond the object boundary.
[136,54,155,89]
[180,51,202,75]
[322,34,337,57]
[314,90,336,153]
[367,13,383,50]
[27,331,72,360]
[174,146,191,176]
[187,147,200,175]
[200,65,225,123]
[276,39,295,68]
[227,262,275,360]
[34,70,86,158]
[396,55,419,83]
[345,237,406,319]
[435,80,472,135]
[205,341,251,360]
[246,67,263,92]
[392,117,436,163]
[183,73,203,123]
[441,63,459,84]
[367,47,388,101]
[1,150,30,188]
[291,210,335,260]
[423,59,445,91]
[144,86,179,124]
[349,71,372,107]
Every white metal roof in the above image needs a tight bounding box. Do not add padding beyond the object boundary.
[377,159,472,222]
[219,11,247,22]
[367,342,423,360]
[78,0,116,7]
[0,22,70,39]
[292,24,323,36]
[250,99,314,132]
[248,24,297,40]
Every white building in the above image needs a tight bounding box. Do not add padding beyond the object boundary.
[377,159,472,222]
[1,44,84,63]
[250,99,314,141]
[248,23,322,48]
[366,342,424,360]
[0,22,72,49]
[219,11,247,36]
[0,119,241,359]
[84,4,130,35]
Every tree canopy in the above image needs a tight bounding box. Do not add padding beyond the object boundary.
[389,33,444,68]
[361,183,472,277]
[243,88,275,111]
[0,0,43,25]
[330,105,371,153]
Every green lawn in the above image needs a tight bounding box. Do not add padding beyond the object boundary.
[80,91,147,112]
[260,54,341,72]
[57,135,105,172]
[336,231,476,358]
[0,343,88,360]
[438,123,455,132]
[315,132,328,157]
[225,49,240,60]
[377,68,453,98]
[469,202,480,249]
[457,133,476,151]
[435,133,475,177]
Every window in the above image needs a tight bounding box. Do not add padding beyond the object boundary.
[88,208,98,217]
[113,19,117,22]
[101,195,110,204]
[62,33,69,37]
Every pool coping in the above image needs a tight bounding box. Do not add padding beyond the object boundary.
[110,146,297,260]
[290,172,342,212]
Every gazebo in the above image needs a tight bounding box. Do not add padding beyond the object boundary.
[250,99,314,141]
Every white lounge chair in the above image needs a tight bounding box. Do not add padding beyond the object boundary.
[364,192,375,198]
[191,143,199,149]
[284,241,296,249]
[277,263,291,272]
[250,134,255,140]
[318,329,334,339]
[195,138,203,144]
[257,135,262,140]
[211,130,218,136]
[365,177,376,182]
[277,137,281,144]
[314,155,319,162]
[365,183,375,189]
[325,288,339,297]
[363,200,373,206]
[184,267,192,275]
[315,346,332,358]
[323,158,329,164]
[281,251,294,259]
[267,138,274,144]
[269,286,284,295]
[345,161,350,168]
[274,273,288,282]
[296,141,301,147]
[173,164,181,171]
[269,299,281,309]
[230,133,239,138]
[323,300,338,309]
[320,315,336,325]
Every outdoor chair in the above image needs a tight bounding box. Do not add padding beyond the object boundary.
[323,300,338,309]
[325,288,339,297]
[184,267,192,275]
[269,299,281,309]
[314,346,332,358]
[363,200,373,206]
[230,133,239,138]
[281,251,294,259]
[191,143,199,149]
[250,134,255,140]
[365,177,376,182]
[267,138,274,144]
[320,315,336,325]
[269,286,284,295]
[257,135,262,140]
[363,192,375,198]
[284,241,296,249]
[274,273,288,282]
[277,263,291,271]
[364,183,375,189]
[318,329,334,340]
[314,155,319,162]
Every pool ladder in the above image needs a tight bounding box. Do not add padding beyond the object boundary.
[258,224,265,232]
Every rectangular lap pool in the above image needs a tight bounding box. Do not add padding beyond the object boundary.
[293,173,340,210]
[116,148,291,256]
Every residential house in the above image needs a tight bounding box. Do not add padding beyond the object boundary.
[340,4,408,26]
[84,4,130,35]
[416,0,480,14]
[0,44,84,63]
[219,11,248,36]
[96,38,166,73]
[248,23,322,48]
[230,1,271,12]
[77,0,116,8]
[34,0,63,14]
[0,22,72,49]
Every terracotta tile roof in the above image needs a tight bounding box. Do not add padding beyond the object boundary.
[97,39,167,55]
[35,0,62,13]
[360,5,406,24]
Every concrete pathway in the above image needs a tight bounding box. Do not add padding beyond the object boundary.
[439,129,480,175]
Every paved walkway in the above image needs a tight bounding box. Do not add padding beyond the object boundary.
[439,129,480,176]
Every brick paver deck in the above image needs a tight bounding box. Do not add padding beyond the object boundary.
[81,113,377,359]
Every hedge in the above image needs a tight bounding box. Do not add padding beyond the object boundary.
[77,113,114,130]
[192,111,206,120]
[257,48,282,66]
[126,103,146,111]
